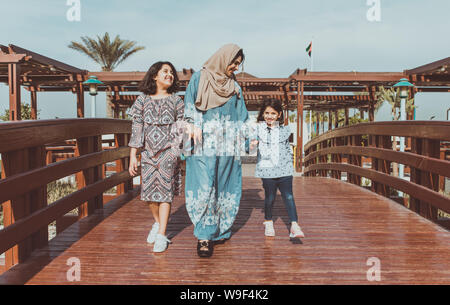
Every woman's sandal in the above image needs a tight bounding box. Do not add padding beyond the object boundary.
[214,238,229,245]
[197,240,213,257]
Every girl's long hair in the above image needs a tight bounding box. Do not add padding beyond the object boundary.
[257,98,285,124]
[138,61,180,95]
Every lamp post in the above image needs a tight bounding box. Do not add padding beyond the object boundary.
[393,78,414,182]
[83,76,104,118]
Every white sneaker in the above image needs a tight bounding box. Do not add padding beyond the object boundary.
[263,221,275,237]
[153,233,172,253]
[290,222,305,238]
[147,222,160,244]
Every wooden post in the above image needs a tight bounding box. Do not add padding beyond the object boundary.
[334,110,338,129]
[349,135,362,186]
[75,136,103,218]
[112,91,120,119]
[76,81,85,118]
[115,134,132,196]
[368,102,375,122]
[296,81,304,172]
[319,139,328,177]
[331,137,343,180]
[8,63,21,121]
[371,135,391,197]
[1,146,47,269]
[328,110,332,132]
[30,86,37,120]
[344,108,349,126]
[315,112,320,136]
[410,139,439,221]
[284,107,289,126]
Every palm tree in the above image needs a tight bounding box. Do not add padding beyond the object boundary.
[374,86,416,177]
[68,33,145,117]
[374,86,415,119]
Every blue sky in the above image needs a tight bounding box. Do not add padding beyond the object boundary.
[1,0,449,120]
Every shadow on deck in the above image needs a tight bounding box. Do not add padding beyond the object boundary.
[0,177,449,285]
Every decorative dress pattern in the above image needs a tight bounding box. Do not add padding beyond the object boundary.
[128,94,184,202]
[184,71,249,241]
[254,122,294,178]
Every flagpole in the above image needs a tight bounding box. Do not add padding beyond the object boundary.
[310,36,314,72]
[309,37,314,140]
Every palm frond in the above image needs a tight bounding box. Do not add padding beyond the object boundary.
[68,32,145,72]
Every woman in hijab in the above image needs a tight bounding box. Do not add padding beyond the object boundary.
[184,44,249,257]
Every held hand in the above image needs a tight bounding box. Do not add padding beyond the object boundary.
[185,123,202,145]
[193,126,202,145]
[128,156,139,177]
[250,139,259,150]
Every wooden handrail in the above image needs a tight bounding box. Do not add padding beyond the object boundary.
[304,146,450,178]
[0,171,131,255]
[305,121,450,151]
[0,118,130,153]
[304,121,450,229]
[0,118,135,270]
[0,147,131,204]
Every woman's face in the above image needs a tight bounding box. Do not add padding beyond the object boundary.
[225,56,242,77]
[263,106,281,127]
[154,64,174,90]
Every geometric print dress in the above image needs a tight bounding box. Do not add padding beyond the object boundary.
[128,93,185,203]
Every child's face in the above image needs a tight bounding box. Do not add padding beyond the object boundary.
[154,64,174,90]
[263,106,281,126]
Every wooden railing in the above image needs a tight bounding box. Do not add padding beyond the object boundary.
[0,119,135,270]
[304,121,450,229]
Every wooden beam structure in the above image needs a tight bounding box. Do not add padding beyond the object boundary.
[0,44,87,120]
[1,44,449,173]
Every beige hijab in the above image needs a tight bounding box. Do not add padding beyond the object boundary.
[194,43,242,111]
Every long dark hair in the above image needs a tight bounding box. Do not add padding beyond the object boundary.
[257,98,285,124]
[138,61,179,95]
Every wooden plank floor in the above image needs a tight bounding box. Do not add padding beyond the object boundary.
[1,177,449,285]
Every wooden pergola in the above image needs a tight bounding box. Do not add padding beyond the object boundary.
[405,56,450,91]
[1,44,449,171]
[0,44,87,120]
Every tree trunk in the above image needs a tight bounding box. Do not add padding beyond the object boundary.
[106,90,114,118]
[392,137,399,177]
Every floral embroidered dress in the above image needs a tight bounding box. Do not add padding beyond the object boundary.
[184,71,249,241]
[128,94,185,203]
[255,122,294,178]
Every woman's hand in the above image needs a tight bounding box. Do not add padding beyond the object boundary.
[129,149,139,176]
[250,139,259,151]
[185,123,202,145]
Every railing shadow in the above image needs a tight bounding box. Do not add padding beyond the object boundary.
[0,188,139,285]
[232,188,297,241]
[165,187,300,243]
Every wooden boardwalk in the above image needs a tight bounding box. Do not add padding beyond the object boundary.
[1,177,449,285]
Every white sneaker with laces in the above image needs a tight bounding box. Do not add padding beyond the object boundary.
[290,222,305,238]
[264,221,275,237]
[147,222,160,244]
[153,233,172,253]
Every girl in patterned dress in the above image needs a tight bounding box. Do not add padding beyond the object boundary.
[128,61,186,253]
[251,99,305,239]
